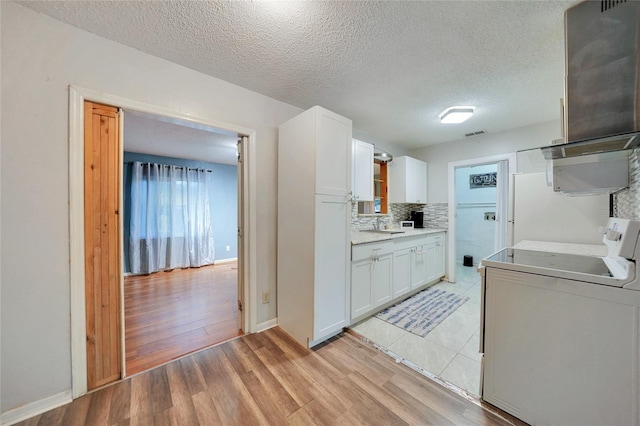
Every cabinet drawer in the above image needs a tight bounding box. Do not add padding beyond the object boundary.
[393,235,427,251]
[352,241,394,262]
[425,232,445,245]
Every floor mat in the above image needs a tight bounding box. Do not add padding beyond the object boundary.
[375,287,470,337]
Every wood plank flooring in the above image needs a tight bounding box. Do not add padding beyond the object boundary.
[125,262,242,375]
[17,327,524,426]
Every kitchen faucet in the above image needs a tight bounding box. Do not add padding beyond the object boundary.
[374,216,384,230]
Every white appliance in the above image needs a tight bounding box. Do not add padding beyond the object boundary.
[508,172,609,246]
[479,218,640,425]
[551,152,629,194]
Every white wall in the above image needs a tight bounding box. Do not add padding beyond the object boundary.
[0,2,302,413]
[411,120,562,202]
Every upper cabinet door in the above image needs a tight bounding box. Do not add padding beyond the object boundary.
[352,139,374,201]
[389,156,428,203]
[413,159,427,203]
[315,107,352,196]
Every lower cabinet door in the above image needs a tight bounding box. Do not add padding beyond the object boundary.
[424,243,437,283]
[373,254,393,307]
[351,259,373,318]
[410,245,427,289]
[434,240,445,278]
[393,248,411,298]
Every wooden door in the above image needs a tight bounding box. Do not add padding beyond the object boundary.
[84,101,121,389]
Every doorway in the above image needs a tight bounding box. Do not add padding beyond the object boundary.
[121,111,243,375]
[447,154,515,283]
[69,86,257,398]
[454,163,499,270]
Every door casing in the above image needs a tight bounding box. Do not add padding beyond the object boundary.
[69,85,257,398]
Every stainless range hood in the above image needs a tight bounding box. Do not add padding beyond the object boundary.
[541,0,640,160]
[541,133,640,160]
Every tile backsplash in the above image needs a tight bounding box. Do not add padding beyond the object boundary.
[614,148,640,220]
[422,203,449,228]
[351,202,448,230]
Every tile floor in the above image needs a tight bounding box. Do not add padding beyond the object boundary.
[350,264,483,396]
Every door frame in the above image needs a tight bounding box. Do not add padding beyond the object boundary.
[447,153,516,283]
[69,85,258,398]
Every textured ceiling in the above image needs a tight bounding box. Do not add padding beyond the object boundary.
[124,111,239,165]
[20,0,581,149]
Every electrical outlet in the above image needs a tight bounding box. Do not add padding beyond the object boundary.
[262,291,270,304]
[226,245,231,252]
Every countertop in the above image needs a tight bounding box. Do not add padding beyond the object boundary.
[512,240,608,257]
[351,228,447,245]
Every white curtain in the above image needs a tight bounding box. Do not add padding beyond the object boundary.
[129,161,216,274]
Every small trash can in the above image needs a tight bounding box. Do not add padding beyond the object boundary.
[463,255,473,267]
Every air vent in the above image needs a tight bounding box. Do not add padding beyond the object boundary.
[601,0,627,12]
[465,130,487,137]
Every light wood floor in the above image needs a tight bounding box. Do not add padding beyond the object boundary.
[124,262,242,375]
[17,327,524,426]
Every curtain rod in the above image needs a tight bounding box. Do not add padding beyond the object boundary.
[124,161,213,173]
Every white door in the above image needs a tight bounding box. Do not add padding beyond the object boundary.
[314,194,350,338]
[410,245,428,289]
[352,139,374,201]
[392,249,412,298]
[373,253,393,307]
[351,259,373,317]
[315,108,352,196]
[414,159,427,203]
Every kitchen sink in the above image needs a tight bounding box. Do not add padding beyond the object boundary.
[363,229,405,234]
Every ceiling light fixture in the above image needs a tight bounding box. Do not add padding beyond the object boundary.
[439,106,475,124]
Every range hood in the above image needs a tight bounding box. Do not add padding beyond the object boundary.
[541,133,640,160]
[541,0,640,160]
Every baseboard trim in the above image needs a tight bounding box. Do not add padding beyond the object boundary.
[214,257,238,265]
[256,318,278,332]
[1,390,72,426]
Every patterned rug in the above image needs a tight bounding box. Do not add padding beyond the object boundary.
[375,287,470,337]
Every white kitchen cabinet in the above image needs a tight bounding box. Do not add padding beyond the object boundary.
[388,156,427,203]
[425,233,446,284]
[392,248,412,298]
[373,253,393,307]
[351,259,374,318]
[277,106,352,348]
[396,232,446,291]
[352,139,374,202]
[352,233,446,322]
[351,240,393,320]
[410,242,428,289]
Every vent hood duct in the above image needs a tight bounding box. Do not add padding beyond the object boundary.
[541,0,640,160]
[374,150,393,163]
